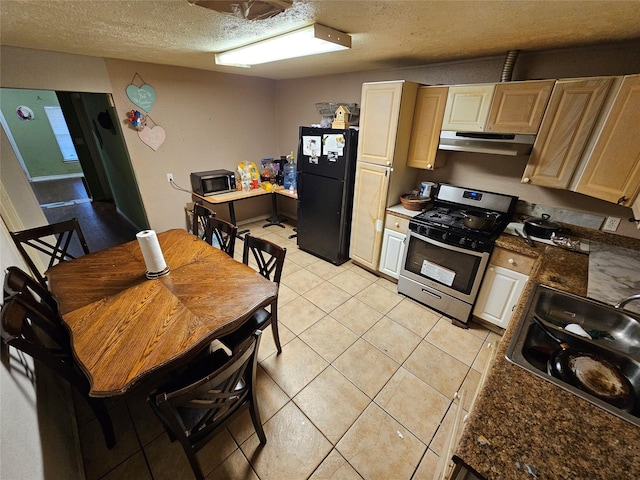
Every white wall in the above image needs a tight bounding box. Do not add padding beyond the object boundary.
[103,58,280,231]
[1,46,280,232]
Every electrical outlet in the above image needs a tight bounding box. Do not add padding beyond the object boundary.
[602,216,621,231]
[166,173,174,183]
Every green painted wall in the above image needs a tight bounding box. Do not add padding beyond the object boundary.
[0,88,82,178]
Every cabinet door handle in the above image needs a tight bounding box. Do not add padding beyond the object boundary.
[617,196,628,205]
[508,258,515,264]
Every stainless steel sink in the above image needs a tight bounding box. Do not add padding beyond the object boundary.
[505,284,640,427]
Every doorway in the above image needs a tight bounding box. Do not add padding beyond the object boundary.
[0,88,147,251]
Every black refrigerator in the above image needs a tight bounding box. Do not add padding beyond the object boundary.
[296,126,358,265]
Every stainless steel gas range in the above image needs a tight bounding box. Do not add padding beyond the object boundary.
[398,184,518,328]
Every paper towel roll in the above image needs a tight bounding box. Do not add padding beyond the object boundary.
[136,230,168,276]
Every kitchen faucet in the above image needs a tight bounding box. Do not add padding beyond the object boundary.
[614,293,640,310]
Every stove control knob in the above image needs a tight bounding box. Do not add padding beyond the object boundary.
[459,238,466,246]
[471,240,478,249]
[441,232,448,241]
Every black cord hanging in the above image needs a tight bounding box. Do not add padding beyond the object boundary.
[129,72,147,88]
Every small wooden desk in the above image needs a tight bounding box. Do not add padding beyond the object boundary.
[194,186,296,234]
[276,188,298,238]
[194,188,269,226]
[47,229,277,397]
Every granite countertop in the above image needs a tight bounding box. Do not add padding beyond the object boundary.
[453,228,640,480]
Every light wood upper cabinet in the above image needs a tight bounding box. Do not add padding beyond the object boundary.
[522,77,615,189]
[442,80,553,134]
[574,74,640,205]
[357,80,419,166]
[486,80,555,133]
[407,85,448,170]
[441,84,495,132]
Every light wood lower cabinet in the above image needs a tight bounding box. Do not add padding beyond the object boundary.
[378,213,409,279]
[350,163,390,270]
[439,343,498,480]
[474,266,529,329]
[438,390,467,480]
[473,247,534,329]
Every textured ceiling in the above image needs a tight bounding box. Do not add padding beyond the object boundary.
[2,0,640,80]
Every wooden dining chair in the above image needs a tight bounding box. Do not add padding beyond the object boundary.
[3,266,59,316]
[208,217,238,257]
[0,289,116,449]
[148,330,265,480]
[192,203,216,242]
[10,218,90,288]
[219,234,286,354]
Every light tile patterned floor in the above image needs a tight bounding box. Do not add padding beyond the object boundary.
[75,220,501,480]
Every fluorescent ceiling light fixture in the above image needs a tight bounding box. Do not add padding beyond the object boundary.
[215,23,351,67]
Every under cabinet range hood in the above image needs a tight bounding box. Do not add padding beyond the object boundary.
[438,131,536,156]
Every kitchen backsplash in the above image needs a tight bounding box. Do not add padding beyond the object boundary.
[588,242,640,314]
[514,200,605,230]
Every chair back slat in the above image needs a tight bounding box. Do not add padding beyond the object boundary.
[242,234,286,283]
[4,266,60,315]
[10,218,90,288]
[149,331,264,480]
[1,291,77,380]
[218,234,286,354]
[192,203,216,242]
[209,217,237,257]
[1,267,115,449]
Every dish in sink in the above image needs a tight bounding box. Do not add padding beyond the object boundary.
[505,283,640,428]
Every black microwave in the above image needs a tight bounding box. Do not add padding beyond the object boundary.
[190,169,237,196]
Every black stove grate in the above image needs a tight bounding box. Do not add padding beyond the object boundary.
[413,205,508,239]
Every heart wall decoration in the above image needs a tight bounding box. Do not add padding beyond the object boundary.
[138,125,166,151]
[126,84,157,112]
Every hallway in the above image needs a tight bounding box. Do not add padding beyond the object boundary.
[30,177,139,252]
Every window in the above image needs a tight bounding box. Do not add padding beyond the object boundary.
[44,106,78,161]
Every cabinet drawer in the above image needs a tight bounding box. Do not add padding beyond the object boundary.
[384,213,409,234]
[489,247,535,275]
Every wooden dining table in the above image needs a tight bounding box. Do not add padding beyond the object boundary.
[46,228,278,398]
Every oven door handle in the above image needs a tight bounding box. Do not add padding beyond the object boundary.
[408,231,486,258]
